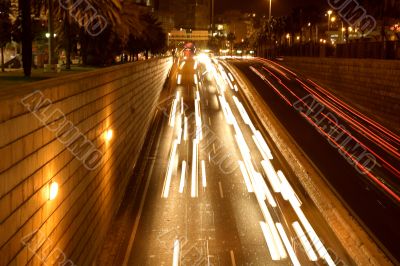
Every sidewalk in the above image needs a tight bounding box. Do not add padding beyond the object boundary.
[0,66,98,89]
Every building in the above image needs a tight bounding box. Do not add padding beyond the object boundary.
[155,0,211,31]
[168,29,209,48]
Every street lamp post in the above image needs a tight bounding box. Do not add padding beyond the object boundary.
[327,10,332,31]
[267,0,272,58]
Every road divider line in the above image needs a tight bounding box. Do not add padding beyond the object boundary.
[276,223,301,266]
[292,221,318,261]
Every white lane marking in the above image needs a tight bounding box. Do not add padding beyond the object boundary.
[177,74,182,85]
[292,222,318,261]
[206,240,211,266]
[208,117,212,126]
[276,223,301,266]
[172,239,180,266]
[201,160,207,188]
[191,139,199,198]
[259,221,280,260]
[179,161,186,193]
[230,250,236,266]
[218,182,224,198]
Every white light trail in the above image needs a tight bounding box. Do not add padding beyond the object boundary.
[191,139,199,198]
[168,92,180,127]
[179,161,186,193]
[194,60,198,70]
[194,74,198,85]
[259,221,280,261]
[177,74,182,85]
[255,173,277,207]
[291,199,336,266]
[277,170,302,207]
[238,161,253,192]
[179,61,185,70]
[172,239,180,266]
[276,223,301,266]
[228,72,234,82]
[254,131,273,160]
[162,140,178,198]
[292,221,318,261]
[254,186,287,260]
[261,160,281,193]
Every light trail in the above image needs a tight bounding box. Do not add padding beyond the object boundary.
[292,221,318,261]
[250,66,292,106]
[276,223,301,266]
[191,139,199,198]
[238,161,253,192]
[290,196,336,266]
[260,221,281,261]
[172,240,180,266]
[162,140,178,198]
[277,170,302,207]
[177,74,182,85]
[261,160,281,193]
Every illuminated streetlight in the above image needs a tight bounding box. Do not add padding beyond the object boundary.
[327,10,333,30]
[331,16,336,22]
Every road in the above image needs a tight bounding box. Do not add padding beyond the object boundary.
[124,56,354,265]
[229,58,400,263]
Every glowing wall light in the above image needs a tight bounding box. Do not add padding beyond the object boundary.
[104,129,113,142]
[49,181,59,200]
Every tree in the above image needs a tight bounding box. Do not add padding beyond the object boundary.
[0,0,12,72]
[227,32,236,56]
[19,0,32,77]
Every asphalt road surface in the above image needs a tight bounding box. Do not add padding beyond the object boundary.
[124,56,354,266]
[229,58,400,264]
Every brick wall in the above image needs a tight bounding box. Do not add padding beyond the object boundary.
[280,57,400,134]
[0,57,173,265]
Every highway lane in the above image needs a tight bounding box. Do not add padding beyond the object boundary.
[229,58,400,263]
[125,56,353,265]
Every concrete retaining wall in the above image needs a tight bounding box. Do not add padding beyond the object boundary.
[0,58,172,265]
[280,57,400,134]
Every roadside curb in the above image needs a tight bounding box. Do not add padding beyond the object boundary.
[223,61,392,266]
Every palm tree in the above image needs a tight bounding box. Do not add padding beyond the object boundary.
[19,0,32,77]
[0,0,12,72]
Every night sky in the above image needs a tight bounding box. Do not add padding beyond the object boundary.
[216,0,325,16]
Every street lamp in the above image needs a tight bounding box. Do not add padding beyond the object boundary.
[327,10,333,30]
[269,0,272,21]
